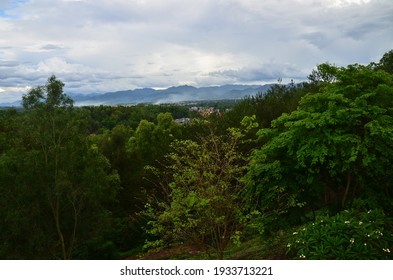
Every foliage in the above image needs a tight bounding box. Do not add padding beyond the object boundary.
[22,75,73,110]
[85,104,191,133]
[127,112,181,162]
[376,49,393,74]
[0,76,120,259]
[307,63,338,84]
[92,125,134,210]
[142,118,255,259]
[222,81,307,131]
[88,113,184,253]
[286,206,393,259]
[244,63,393,232]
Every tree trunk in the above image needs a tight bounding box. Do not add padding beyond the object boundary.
[51,198,68,260]
[341,170,351,208]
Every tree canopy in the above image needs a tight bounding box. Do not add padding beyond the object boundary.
[1,76,120,259]
[244,63,393,232]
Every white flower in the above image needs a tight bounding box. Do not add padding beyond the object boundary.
[287,243,291,248]
[299,254,306,259]
[364,243,367,246]
[359,221,363,225]
[293,232,298,235]
[344,221,350,224]
[383,248,390,253]
[350,238,355,244]
[368,210,372,214]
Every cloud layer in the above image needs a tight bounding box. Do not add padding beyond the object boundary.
[1,0,392,102]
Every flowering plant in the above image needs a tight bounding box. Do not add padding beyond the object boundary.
[286,207,393,259]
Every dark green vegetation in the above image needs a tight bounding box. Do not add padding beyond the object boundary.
[1,51,393,259]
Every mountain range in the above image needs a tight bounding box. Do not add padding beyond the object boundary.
[0,84,272,107]
[72,84,272,106]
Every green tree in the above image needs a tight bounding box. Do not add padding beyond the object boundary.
[244,63,393,231]
[22,75,73,110]
[307,63,338,84]
[87,112,183,254]
[95,124,133,186]
[127,112,180,161]
[0,76,120,259]
[377,49,393,74]
[126,113,181,198]
[143,119,255,259]
[220,82,308,133]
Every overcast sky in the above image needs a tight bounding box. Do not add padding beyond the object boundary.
[1,0,392,103]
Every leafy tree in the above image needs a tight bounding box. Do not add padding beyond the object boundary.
[126,112,181,182]
[377,49,393,74]
[22,75,73,110]
[95,124,133,187]
[143,118,256,259]
[307,63,338,84]
[85,104,191,133]
[221,82,307,133]
[90,113,182,253]
[244,63,393,232]
[0,76,119,259]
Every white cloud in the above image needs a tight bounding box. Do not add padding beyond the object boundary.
[1,0,392,103]
[325,0,372,7]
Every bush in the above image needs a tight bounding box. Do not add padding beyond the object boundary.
[286,207,393,259]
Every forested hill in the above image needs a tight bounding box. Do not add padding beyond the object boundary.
[1,50,393,260]
[71,84,272,106]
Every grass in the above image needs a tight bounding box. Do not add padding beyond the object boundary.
[124,232,289,260]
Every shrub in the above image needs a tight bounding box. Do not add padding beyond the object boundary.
[286,208,393,259]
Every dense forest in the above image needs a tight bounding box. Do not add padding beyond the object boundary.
[1,50,393,260]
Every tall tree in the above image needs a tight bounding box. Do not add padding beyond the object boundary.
[0,76,119,259]
[244,63,393,231]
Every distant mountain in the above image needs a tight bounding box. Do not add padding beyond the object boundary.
[72,84,272,106]
[0,84,273,107]
[0,100,22,107]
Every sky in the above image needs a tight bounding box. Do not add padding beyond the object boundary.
[1,0,393,103]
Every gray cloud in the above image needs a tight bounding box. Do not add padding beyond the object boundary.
[209,64,306,83]
[1,0,393,103]
[0,60,20,67]
[301,32,331,50]
[40,44,66,50]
